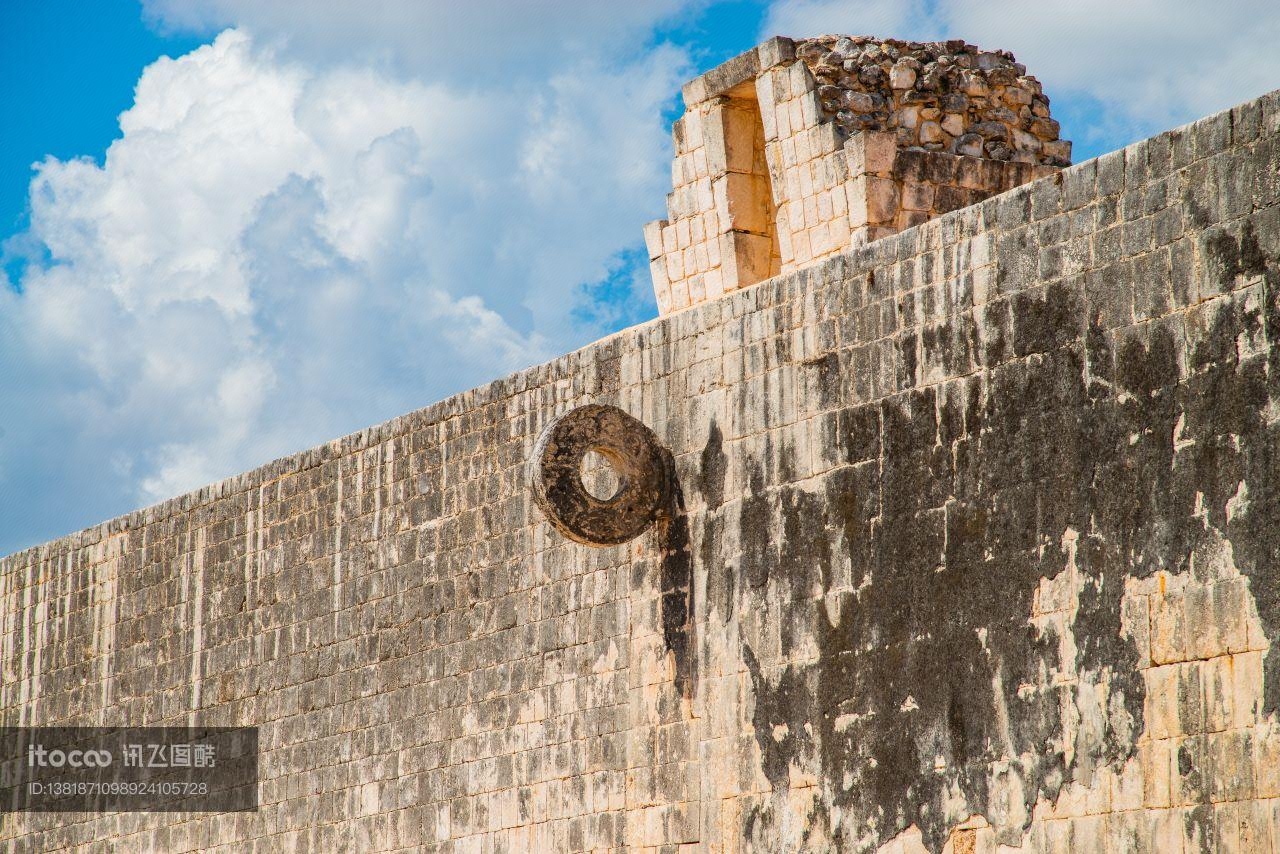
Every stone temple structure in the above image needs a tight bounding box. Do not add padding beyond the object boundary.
[645,36,1068,315]
[5,33,1280,853]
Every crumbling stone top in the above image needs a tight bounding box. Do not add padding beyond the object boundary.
[796,35,1071,167]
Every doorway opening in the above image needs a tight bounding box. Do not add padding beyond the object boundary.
[721,80,781,287]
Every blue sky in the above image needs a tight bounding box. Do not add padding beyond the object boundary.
[2,0,1279,557]
[0,2,205,278]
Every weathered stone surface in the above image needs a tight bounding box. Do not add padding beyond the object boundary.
[4,52,1280,854]
[529,404,672,546]
[796,34,1068,167]
[647,35,1070,315]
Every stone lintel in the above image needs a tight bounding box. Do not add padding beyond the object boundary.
[681,38,796,108]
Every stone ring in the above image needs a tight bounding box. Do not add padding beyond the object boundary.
[529,404,671,546]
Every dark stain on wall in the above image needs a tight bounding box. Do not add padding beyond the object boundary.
[699,421,734,625]
[658,455,696,701]
[723,246,1280,850]
[700,422,728,511]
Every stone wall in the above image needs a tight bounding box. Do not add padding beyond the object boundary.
[846,130,1057,248]
[4,79,1280,854]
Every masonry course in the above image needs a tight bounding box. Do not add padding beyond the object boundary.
[4,39,1280,854]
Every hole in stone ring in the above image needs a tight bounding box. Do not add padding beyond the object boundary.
[529,404,672,546]
[580,448,622,501]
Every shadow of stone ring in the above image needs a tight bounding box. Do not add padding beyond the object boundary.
[529,404,671,546]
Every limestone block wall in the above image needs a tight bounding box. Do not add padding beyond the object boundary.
[5,83,1280,853]
[646,36,1064,317]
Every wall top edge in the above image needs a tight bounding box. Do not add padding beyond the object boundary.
[4,83,1279,567]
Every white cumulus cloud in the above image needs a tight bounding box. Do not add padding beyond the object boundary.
[141,0,698,81]
[1,10,693,553]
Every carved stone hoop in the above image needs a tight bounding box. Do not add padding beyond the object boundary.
[529,404,671,546]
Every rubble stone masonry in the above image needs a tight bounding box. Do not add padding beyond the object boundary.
[5,43,1280,854]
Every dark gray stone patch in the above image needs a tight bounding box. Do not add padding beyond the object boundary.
[723,238,1280,850]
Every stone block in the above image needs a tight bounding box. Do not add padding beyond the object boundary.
[1239,798,1275,852]
[1152,205,1184,247]
[1254,724,1280,798]
[701,267,726,304]
[1143,740,1173,808]
[889,63,917,90]
[809,222,832,257]
[720,231,775,289]
[682,73,710,108]
[1069,815,1105,854]
[651,261,671,312]
[1093,149,1125,197]
[1061,160,1096,211]
[704,107,729,176]
[696,145,716,179]
[797,162,814,198]
[693,243,709,275]
[668,185,689,219]
[1151,585,1188,665]
[794,126,813,163]
[919,120,945,145]
[665,249,685,282]
[844,131,898,177]
[1170,735,1211,806]
[662,223,678,255]
[785,196,805,232]
[794,194,814,229]
[1231,651,1264,728]
[669,275,690,311]
[954,157,990,191]
[1209,729,1255,803]
[897,210,929,231]
[1212,579,1250,655]
[695,176,715,213]
[846,182,869,229]
[792,227,813,263]
[1107,808,1151,853]
[1191,109,1233,160]
[644,220,667,260]
[1202,655,1234,733]
[756,36,795,70]
[788,60,814,95]
[865,224,898,243]
[722,106,759,175]
[828,213,851,249]
[1146,664,1180,739]
[694,50,762,106]
[772,98,792,139]
[864,176,901,224]
[1030,176,1062,220]
[901,181,936,212]
[934,185,972,215]
[676,218,692,250]
[1184,582,1217,660]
